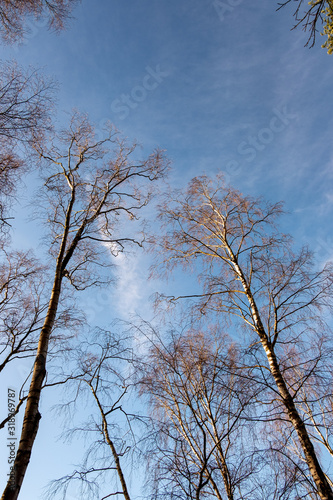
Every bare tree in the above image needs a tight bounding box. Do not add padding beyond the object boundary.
[249,443,318,500]
[153,175,333,500]
[277,0,333,53]
[0,62,54,143]
[0,0,79,43]
[0,153,22,233]
[0,61,54,231]
[0,250,46,373]
[0,250,44,438]
[138,325,262,500]
[1,112,168,500]
[46,327,138,500]
[0,246,85,430]
[296,353,333,468]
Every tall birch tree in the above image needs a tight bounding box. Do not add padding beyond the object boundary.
[139,327,259,500]
[153,174,333,500]
[1,112,168,500]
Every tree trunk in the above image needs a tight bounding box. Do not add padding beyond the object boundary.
[262,338,333,500]
[91,385,131,500]
[232,259,333,500]
[1,274,62,500]
[102,414,131,500]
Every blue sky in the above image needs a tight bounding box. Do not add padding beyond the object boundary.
[0,0,333,498]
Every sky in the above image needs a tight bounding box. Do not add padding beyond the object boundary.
[0,0,333,498]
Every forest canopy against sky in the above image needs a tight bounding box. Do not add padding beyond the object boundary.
[0,1,333,499]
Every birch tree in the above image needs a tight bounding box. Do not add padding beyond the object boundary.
[138,326,261,500]
[0,61,55,432]
[153,174,333,500]
[46,327,137,500]
[1,112,168,500]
